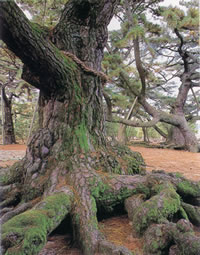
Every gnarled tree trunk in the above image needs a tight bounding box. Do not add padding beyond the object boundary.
[167,64,199,152]
[0,1,200,255]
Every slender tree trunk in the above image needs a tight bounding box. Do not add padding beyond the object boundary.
[1,87,5,144]
[117,124,128,144]
[142,127,149,143]
[177,116,199,152]
[168,70,199,152]
[1,87,16,144]
[117,97,138,144]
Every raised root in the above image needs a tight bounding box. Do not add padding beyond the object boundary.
[1,202,32,224]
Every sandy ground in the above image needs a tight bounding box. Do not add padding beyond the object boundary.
[130,146,200,181]
[0,144,200,181]
[0,144,26,167]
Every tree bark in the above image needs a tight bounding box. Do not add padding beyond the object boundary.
[167,126,185,147]
[0,1,200,255]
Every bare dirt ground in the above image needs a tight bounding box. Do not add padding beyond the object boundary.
[0,144,26,167]
[130,146,200,181]
[1,144,199,254]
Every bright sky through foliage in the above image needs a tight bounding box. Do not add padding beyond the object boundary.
[108,0,187,31]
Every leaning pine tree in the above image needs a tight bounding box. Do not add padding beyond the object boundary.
[0,1,200,255]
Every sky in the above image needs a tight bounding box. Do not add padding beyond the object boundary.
[108,0,186,31]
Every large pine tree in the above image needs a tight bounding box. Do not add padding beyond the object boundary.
[0,1,200,254]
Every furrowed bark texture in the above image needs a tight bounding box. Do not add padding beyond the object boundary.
[0,1,200,255]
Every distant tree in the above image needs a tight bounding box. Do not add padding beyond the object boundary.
[105,0,200,151]
[0,45,37,144]
[1,83,16,144]
[0,46,20,144]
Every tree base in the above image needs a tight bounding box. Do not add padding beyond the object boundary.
[1,144,200,255]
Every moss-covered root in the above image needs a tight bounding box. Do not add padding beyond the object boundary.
[172,219,200,255]
[182,202,200,226]
[176,179,200,205]
[143,223,172,255]
[69,168,138,255]
[144,219,200,255]
[0,161,24,186]
[2,189,73,255]
[132,182,185,235]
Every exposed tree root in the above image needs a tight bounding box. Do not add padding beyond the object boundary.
[0,207,14,215]
[1,146,200,255]
[182,202,200,226]
[1,202,32,224]
[143,219,200,255]
[0,184,17,201]
[1,188,73,255]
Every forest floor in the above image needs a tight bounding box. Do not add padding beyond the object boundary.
[0,144,200,254]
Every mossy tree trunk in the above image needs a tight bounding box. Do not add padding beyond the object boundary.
[0,1,200,255]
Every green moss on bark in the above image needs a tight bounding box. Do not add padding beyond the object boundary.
[177,180,200,197]
[133,183,182,234]
[74,122,89,152]
[2,192,72,255]
[90,178,150,213]
[182,202,200,225]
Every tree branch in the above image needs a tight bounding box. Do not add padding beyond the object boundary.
[0,1,79,93]
[107,116,160,128]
